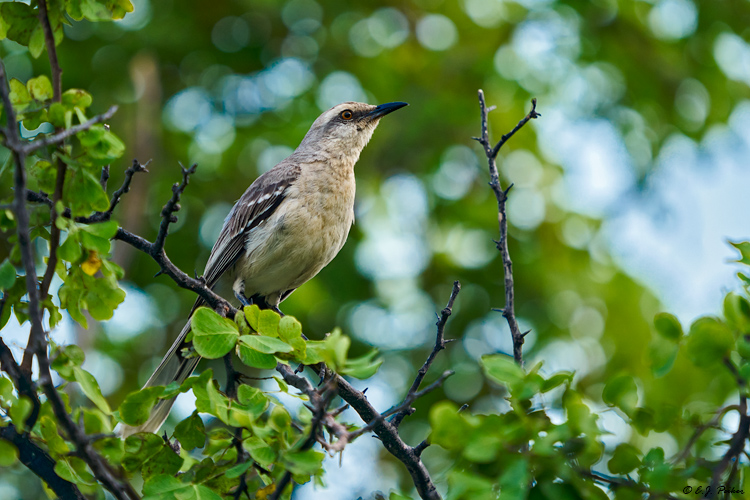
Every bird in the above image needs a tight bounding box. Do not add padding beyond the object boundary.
[119,101,408,436]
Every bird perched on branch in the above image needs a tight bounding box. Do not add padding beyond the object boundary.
[119,101,408,436]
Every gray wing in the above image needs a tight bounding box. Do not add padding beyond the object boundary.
[202,161,301,289]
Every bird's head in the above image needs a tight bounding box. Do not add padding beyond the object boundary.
[298,101,408,159]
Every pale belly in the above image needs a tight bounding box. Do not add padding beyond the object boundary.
[234,194,353,304]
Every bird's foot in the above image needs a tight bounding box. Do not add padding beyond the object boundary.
[234,290,252,307]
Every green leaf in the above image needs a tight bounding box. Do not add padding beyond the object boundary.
[243,304,260,331]
[282,448,325,476]
[238,334,292,354]
[541,371,573,392]
[304,329,350,370]
[269,405,291,432]
[724,292,750,331]
[123,433,163,471]
[236,384,269,417]
[174,412,205,451]
[602,374,638,415]
[278,315,303,341]
[0,259,15,290]
[54,456,96,485]
[118,386,164,426]
[61,88,93,110]
[9,78,30,112]
[10,396,32,429]
[685,317,734,368]
[653,313,683,341]
[649,337,679,378]
[429,400,475,451]
[65,168,110,215]
[481,353,525,386]
[26,75,53,101]
[729,240,750,267]
[141,445,183,480]
[58,233,83,263]
[225,460,252,479]
[73,366,111,414]
[608,443,641,474]
[191,307,239,359]
[0,439,18,466]
[237,342,278,369]
[498,457,530,500]
[340,349,382,379]
[0,3,36,47]
[257,309,281,337]
[244,436,275,466]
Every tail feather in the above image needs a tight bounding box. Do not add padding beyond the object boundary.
[118,320,202,437]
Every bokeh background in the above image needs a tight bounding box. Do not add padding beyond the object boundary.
[2,0,750,497]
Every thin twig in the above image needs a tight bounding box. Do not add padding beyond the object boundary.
[473,90,539,366]
[392,281,460,428]
[18,106,118,155]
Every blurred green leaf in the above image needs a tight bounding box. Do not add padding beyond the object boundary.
[0,439,18,466]
[608,443,641,474]
[340,349,382,379]
[685,317,734,368]
[602,374,638,415]
[0,259,15,290]
[654,313,683,341]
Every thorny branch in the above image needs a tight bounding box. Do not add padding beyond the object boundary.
[473,90,539,366]
[0,13,138,498]
[391,280,461,429]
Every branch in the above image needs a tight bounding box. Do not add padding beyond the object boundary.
[18,106,118,156]
[155,163,196,253]
[26,159,148,224]
[580,469,681,500]
[392,281,460,428]
[0,60,47,384]
[111,164,235,315]
[0,423,85,500]
[2,59,137,498]
[708,360,750,498]
[473,90,539,366]
[0,339,41,429]
[36,0,62,102]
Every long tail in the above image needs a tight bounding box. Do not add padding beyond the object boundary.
[118,320,202,437]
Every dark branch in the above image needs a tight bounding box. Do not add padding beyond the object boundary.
[0,423,85,500]
[155,163,196,253]
[474,90,539,366]
[392,281,460,428]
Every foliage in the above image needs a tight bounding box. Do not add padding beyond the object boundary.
[0,0,749,499]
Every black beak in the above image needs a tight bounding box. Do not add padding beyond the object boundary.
[368,101,408,119]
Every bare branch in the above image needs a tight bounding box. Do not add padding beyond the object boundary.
[392,281,460,428]
[474,90,539,366]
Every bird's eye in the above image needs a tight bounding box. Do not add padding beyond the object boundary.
[340,110,353,120]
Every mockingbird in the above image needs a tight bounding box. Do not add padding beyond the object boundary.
[120,101,407,436]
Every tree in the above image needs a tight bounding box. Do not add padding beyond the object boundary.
[1,0,749,499]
